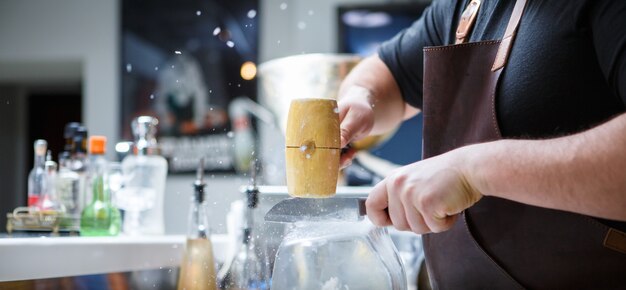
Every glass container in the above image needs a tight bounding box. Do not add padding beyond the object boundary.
[178,158,216,290]
[119,116,168,235]
[80,136,122,236]
[272,220,407,290]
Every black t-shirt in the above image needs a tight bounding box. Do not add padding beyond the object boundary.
[379,0,626,229]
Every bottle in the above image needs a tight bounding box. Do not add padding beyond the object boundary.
[217,162,268,290]
[28,140,48,207]
[178,158,217,290]
[228,97,256,174]
[36,151,66,213]
[80,136,121,236]
[57,123,82,218]
[71,126,89,209]
[120,116,168,235]
[57,151,81,218]
[58,122,81,166]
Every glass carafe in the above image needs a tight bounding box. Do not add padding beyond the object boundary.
[272,220,407,290]
[119,116,168,235]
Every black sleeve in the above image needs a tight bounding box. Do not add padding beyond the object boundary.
[377,0,452,109]
[590,0,626,104]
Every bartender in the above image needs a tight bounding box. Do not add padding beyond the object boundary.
[337,0,626,288]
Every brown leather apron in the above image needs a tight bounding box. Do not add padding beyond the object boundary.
[421,0,626,289]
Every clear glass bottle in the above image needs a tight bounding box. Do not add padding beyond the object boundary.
[28,140,48,207]
[71,126,89,209]
[218,164,268,290]
[36,150,66,213]
[80,136,121,236]
[58,122,81,166]
[57,151,81,218]
[178,158,217,290]
[119,116,168,235]
[57,123,82,218]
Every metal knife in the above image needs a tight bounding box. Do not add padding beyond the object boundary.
[264,197,367,223]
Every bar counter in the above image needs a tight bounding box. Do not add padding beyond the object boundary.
[0,234,229,282]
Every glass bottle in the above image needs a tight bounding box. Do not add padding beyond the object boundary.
[71,126,89,209]
[80,136,121,236]
[218,163,268,290]
[36,150,66,213]
[28,140,48,207]
[178,158,217,290]
[119,116,168,235]
[58,122,81,166]
[57,151,81,218]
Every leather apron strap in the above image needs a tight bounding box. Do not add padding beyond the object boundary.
[492,0,526,71]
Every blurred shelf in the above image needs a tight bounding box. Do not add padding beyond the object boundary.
[0,234,229,282]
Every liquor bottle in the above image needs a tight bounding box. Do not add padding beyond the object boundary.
[80,136,121,236]
[71,126,89,209]
[120,116,168,235]
[177,158,217,290]
[57,150,81,218]
[57,123,82,217]
[58,122,81,166]
[28,140,48,206]
[36,151,66,213]
[217,162,268,290]
[228,97,256,174]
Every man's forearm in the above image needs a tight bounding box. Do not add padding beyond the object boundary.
[466,113,626,221]
[338,54,414,136]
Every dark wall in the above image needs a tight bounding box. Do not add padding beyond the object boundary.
[0,86,27,231]
[0,85,81,233]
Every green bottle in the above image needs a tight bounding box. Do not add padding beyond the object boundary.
[80,136,121,236]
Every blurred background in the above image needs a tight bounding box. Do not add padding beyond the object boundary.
[0,0,431,235]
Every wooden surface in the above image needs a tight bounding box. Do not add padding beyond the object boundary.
[285,98,340,197]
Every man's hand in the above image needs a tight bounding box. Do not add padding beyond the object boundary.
[336,55,410,169]
[338,86,375,168]
[366,147,483,234]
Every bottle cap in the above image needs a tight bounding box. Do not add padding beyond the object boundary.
[64,122,81,139]
[194,157,206,203]
[34,139,48,156]
[73,126,89,153]
[89,136,107,154]
[131,116,159,155]
[45,150,58,172]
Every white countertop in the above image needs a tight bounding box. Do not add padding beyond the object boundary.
[0,234,229,282]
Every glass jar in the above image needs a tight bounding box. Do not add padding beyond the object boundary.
[271,219,407,290]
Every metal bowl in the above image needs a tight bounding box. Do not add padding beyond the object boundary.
[258,53,362,133]
[258,53,396,150]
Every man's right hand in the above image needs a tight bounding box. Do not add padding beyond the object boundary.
[338,86,375,168]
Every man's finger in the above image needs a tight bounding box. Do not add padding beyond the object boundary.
[339,108,367,148]
[387,182,410,231]
[367,179,392,226]
[406,205,430,234]
[339,147,356,169]
[423,212,458,233]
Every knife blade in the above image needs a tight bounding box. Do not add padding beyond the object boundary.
[264,197,367,223]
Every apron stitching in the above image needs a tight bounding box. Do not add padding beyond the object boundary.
[424,40,501,52]
[461,212,527,289]
[491,90,502,138]
[583,214,612,231]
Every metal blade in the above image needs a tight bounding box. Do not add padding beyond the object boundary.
[264,197,367,223]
